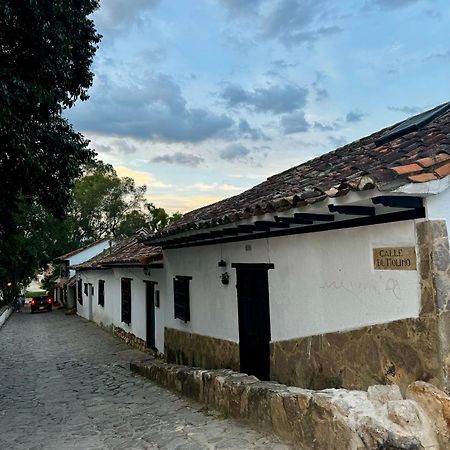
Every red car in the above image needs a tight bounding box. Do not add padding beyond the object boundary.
[30,296,53,313]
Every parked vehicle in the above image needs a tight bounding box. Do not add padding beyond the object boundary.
[30,296,53,313]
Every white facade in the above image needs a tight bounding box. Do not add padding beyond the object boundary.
[162,218,421,345]
[74,186,449,356]
[77,266,166,352]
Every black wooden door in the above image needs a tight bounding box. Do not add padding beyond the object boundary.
[146,282,155,350]
[235,265,271,380]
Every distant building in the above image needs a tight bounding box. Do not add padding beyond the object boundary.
[54,238,112,308]
[73,230,163,351]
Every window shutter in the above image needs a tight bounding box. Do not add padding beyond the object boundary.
[98,280,105,307]
[173,277,190,322]
[121,278,132,324]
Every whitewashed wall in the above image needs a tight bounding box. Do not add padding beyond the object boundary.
[67,240,112,277]
[163,219,421,344]
[426,185,450,227]
[77,266,166,352]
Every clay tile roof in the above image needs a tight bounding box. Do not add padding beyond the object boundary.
[74,229,162,270]
[149,101,450,241]
[54,238,111,262]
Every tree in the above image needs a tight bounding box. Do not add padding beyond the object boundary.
[71,164,183,240]
[0,1,101,302]
[146,203,182,231]
[71,165,147,241]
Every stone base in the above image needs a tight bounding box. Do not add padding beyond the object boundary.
[113,326,150,354]
[271,313,449,394]
[165,327,240,372]
[131,358,449,449]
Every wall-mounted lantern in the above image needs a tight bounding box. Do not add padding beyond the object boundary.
[218,259,227,268]
[220,272,230,285]
[143,266,151,276]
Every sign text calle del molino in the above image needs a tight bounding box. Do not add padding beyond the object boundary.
[373,247,417,271]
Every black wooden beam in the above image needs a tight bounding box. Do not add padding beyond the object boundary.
[210,230,225,238]
[254,220,290,228]
[161,207,425,249]
[237,225,256,233]
[275,216,313,225]
[294,213,334,222]
[328,204,375,216]
[221,228,239,236]
[372,195,423,209]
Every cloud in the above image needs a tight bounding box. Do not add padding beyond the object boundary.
[192,182,242,192]
[219,144,251,161]
[346,110,364,122]
[261,0,342,47]
[217,0,264,16]
[388,105,423,115]
[151,152,205,168]
[115,166,169,188]
[313,122,335,132]
[423,49,450,62]
[328,135,347,148]
[220,82,308,114]
[93,0,160,35]
[366,0,420,10]
[69,74,234,143]
[281,111,310,134]
[237,119,265,140]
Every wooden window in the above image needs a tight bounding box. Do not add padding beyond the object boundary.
[121,278,132,325]
[77,280,83,305]
[173,276,191,322]
[98,280,105,307]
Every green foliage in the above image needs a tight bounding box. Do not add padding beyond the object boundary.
[0,0,100,301]
[71,165,147,240]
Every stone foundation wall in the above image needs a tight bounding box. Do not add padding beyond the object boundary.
[270,314,445,393]
[113,326,148,353]
[165,327,240,372]
[131,358,450,449]
[271,219,450,394]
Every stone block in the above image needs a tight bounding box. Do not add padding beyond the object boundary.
[406,381,450,448]
[368,384,403,405]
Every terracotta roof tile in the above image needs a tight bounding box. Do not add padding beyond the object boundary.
[148,101,450,241]
[434,161,450,178]
[408,173,439,183]
[391,163,423,175]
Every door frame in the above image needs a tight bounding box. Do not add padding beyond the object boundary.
[232,262,274,380]
[144,281,157,350]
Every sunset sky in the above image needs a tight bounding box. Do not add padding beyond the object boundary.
[67,0,450,213]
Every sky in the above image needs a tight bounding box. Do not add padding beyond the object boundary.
[67,0,450,214]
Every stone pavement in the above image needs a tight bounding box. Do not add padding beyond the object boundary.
[0,307,291,450]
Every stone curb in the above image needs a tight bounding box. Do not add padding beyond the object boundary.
[0,304,14,330]
[130,358,450,449]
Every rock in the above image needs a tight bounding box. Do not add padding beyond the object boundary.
[368,384,403,405]
[406,381,450,448]
[386,399,422,430]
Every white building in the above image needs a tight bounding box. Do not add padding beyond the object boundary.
[143,102,450,393]
[54,238,112,308]
[74,231,164,352]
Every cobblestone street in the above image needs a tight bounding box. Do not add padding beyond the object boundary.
[0,308,291,450]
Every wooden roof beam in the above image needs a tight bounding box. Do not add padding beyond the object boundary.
[275,216,313,225]
[328,204,375,216]
[294,213,335,222]
[372,195,423,209]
